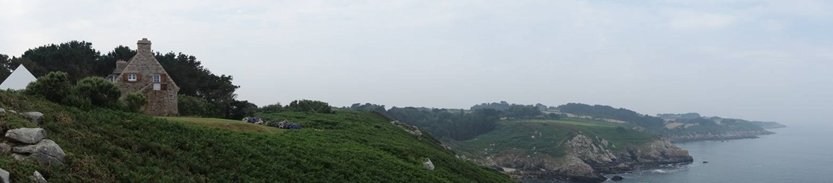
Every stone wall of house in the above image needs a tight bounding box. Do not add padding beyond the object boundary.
[114,38,180,116]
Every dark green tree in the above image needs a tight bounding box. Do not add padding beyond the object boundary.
[0,54,11,81]
[224,100,258,119]
[20,41,101,81]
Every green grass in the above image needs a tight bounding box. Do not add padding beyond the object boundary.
[453,118,657,158]
[161,117,284,134]
[0,91,511,183]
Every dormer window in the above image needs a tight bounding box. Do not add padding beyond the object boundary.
[128,73,137,82]
[152,74,161,83]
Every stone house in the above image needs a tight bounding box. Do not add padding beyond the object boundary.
[107,38,179,116]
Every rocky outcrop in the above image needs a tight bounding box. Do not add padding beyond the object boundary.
[565,133,616,165]
[557,155,605,182]
[391,121,423,137]
[1,110,68,169]
[5,128,46,144]
[423,158,435,170]
[478,133,692,183]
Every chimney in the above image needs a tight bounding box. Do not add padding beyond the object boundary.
[137,38,152,54]
[115,60,128,73]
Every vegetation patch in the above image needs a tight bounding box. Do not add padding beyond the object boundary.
[0,91,510,182]
[161,117,284,134]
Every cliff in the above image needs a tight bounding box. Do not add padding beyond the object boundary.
[453,119,693,183]
[487,133,691,182]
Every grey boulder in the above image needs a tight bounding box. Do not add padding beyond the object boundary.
[423,158,435,170]
[21,111,44,124]
[5,128,46,144]
[13,139,65,166]
[0,168,9,183]
[31,170,47,183]
[0,143,11,154]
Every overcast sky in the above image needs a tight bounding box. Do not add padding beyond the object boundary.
[1,0,831,126]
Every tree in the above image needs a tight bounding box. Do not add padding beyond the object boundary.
[25,72,72,103]
[20,41,101,81]
[0,54,11,81]
[96,46,136,76]
[224,100,258,120]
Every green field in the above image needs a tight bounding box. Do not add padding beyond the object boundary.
[0,91,511,182]
[453,118,657,158]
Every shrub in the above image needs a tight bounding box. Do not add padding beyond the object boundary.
[259,103,283,113]
[62,92,93,109]
[125,93,146,112]
[24,71,72,103]
[287,100,332,113]
[178,95,216,117]
[72,77,121,108]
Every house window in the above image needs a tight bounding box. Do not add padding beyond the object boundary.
[128,74,137,81]
[152,74,161,83]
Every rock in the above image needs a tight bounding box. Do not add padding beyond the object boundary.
[31,171,47,183]
[611,175,624,181]
[565,133,617,165]
[12,153,27,161]
[558,155,606,183]
[21,111,44,124]
[0,143,11,154]
[423,158,435,170]
[12,144,37,153]
[0,168,9,183]
[13,139,65,166]
[7,110,15,114]
[0,108,5,113]
[5,128,46,144]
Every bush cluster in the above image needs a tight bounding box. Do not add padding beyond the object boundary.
[286,100,333,113]
[25,71,134,111]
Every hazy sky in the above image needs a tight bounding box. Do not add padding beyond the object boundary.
[1,0,831,125]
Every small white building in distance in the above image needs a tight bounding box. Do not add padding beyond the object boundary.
[0,65,37,90]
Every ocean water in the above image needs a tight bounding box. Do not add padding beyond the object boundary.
[611,124,833,183]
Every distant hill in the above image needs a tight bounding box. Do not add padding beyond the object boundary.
[555,103,780,142]
[0,91,510,182]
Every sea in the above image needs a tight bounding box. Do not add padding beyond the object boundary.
[610,124,833,183]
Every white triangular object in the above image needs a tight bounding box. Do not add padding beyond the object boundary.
[0,65,38,90]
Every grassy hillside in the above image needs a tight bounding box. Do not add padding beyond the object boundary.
[0,91,510,182]
[453,118,656,158]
